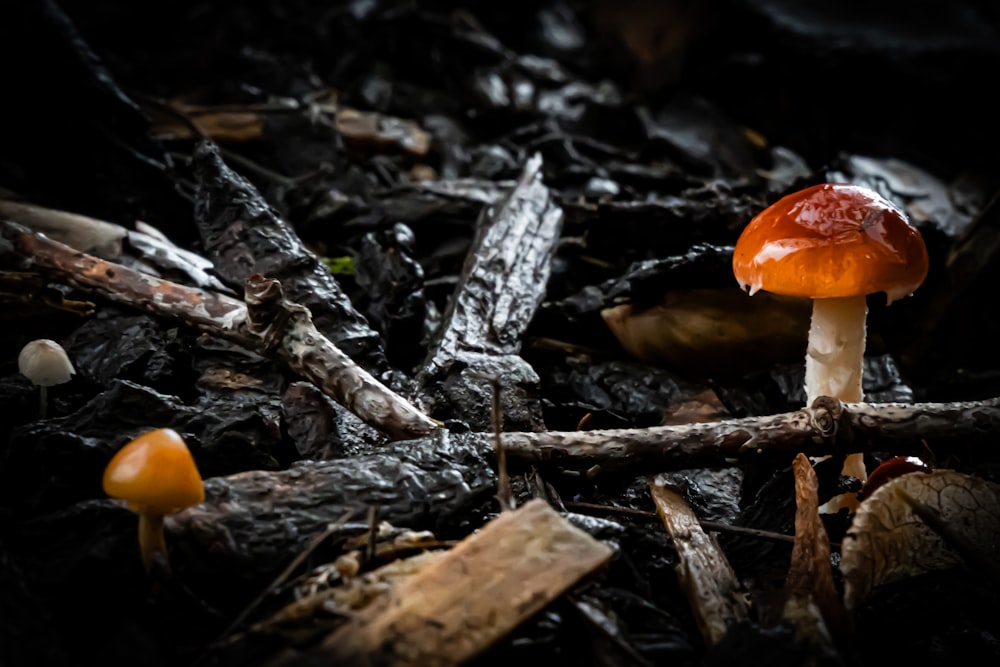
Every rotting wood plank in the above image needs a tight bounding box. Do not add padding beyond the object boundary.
[314,498,613,667]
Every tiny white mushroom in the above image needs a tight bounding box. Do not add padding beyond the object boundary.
[18,339,75,418]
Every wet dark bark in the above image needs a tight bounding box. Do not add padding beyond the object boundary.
[413,153,563,431]
[192,141,390,375]
[167,430,495,581]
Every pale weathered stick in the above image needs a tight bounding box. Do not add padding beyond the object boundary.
[500,396,1000,475]
[316,498,614,667]
[243,274,440,440]
[650,476,749,647]
[0,198,232,293]
[0,220,438,440]
[0,198,125,256]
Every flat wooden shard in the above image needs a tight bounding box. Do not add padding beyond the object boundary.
[650,475,750,647]
[317,498,614,666]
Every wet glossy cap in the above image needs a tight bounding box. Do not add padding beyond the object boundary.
[859,455,932,500]
[733,184,929,303]
[102,428,205,515]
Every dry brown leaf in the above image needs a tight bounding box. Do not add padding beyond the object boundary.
[336,107,432,157]
[841,469,1000,611]
[601,287,810,376]
[149,110,265,141]
[588,0,716,90]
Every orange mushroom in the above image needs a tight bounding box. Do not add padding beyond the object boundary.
[102,427,204,572]
[733,183,928,512]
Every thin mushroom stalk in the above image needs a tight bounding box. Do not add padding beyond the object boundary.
[805,297,867,404]
[37,386,48,419]
[137,512,167,572]
[805,296,868,504]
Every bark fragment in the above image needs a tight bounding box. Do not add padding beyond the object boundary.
[783,454,851,659]
[169,430,495,580]
[414,153,563,431]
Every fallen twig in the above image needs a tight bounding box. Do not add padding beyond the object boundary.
[0,198,232,293]
[244,275,441,440]
[0,220,439,440]
[499,395,1000,475]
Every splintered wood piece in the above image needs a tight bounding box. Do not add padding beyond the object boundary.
[650,476,749,647]
[783,453,850,656]
[318,498,613,666]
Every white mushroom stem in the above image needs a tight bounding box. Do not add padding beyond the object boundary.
[805,296,868,513]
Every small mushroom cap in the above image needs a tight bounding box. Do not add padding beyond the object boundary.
[18,339,76,387]
[102,428,205,515]
[859,455,932,500]
[733,183,929,303]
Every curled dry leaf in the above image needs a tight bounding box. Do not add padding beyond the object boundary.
[841,469,1000,611]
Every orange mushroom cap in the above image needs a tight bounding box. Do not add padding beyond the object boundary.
[733,183,929,303]
[102,428,205,515]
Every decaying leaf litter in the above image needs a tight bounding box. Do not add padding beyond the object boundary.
[2,1,1000,666]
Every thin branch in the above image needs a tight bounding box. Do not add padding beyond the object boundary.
[244,274,441,440]
[499,396,1000,475]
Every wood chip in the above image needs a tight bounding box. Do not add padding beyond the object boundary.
[650,476,749,646]
[318,498,613,666]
